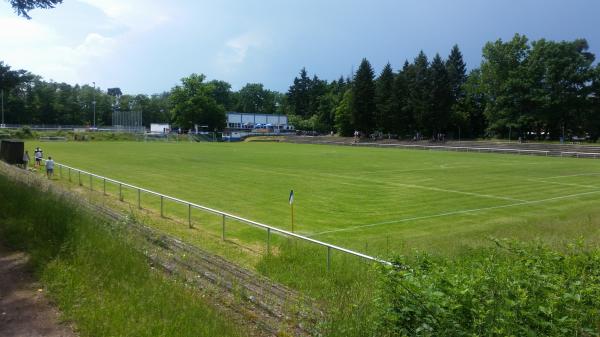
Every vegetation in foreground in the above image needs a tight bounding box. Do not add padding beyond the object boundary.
[376,240,600,336]
[0,173,240,337]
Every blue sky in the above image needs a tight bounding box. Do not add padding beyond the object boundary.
[1,0,598,94]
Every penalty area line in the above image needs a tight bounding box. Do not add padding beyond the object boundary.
[310,190,600,237]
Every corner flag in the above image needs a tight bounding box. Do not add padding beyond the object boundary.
[289,190,294,205]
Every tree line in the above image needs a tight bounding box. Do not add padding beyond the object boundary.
[1,33,599,140]
[286,34,600,140]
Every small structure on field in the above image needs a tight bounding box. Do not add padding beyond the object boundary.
[0,139,24,164]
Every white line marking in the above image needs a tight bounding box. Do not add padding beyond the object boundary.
[310,190,600,237]
[527,179,598,189]
[543,173,600,179]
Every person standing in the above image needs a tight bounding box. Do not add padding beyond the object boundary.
[45,156,54,179]
[22,150,30,169]
[34,147,43,168]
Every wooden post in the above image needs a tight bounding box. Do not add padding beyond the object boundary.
[119,183,123,201]
[103,178,106,195]
[188,204,192,228]
[137,188,141,209]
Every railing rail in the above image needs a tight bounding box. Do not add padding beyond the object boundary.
[44,159,391,268]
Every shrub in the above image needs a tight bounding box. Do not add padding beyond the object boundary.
[375,239,600,336]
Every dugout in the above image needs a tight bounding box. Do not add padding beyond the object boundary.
[0,139,24,165]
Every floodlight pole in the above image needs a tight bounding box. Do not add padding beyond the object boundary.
[1,89,4,127]
[92,82,96,129]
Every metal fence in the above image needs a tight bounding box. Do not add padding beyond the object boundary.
[46,159,391,269]
[300,140,600,159]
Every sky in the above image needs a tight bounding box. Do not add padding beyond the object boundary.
[1,0,599,94]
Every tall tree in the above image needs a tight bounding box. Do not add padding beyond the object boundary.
[390,61,411,137]
[375,62,395,133]
[406,51,431,134]
[286,68,312,117]
[235,83,277,113]
[169,74,226,131]
[446,44,467,102]
[480,34,532,137]
[351,58,376,133]
[429,54,453,134]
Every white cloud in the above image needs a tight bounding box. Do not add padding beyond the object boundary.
[77,0,172,31]
[217,31,269,71]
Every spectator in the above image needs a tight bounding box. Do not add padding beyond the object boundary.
[45,156,54,179]
[34,147,43,168]
[22,150,30,169]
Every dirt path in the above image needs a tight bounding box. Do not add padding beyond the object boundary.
[0,246,77,337]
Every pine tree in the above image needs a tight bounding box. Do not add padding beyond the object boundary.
[406,51,430,135]
[446,44,467,101]
[429,54,453,135]
[286,68,312,117]
[351,58,376,134]
[375,62,395,133]
[391,61,411,137]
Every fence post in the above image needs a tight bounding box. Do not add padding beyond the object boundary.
[327,246,331,271]
[267,228,271,254]
[160,196,164,217]
[137,188,141,209]
[78,171,81,186]
[222,214,226,240]
[188,204,192,228]
[68,168,71,182]
[119,183,123,201]
[103,178,106,195]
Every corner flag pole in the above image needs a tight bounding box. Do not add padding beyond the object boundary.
[289,190,294,232]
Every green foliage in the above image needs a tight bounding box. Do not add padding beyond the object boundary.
[169,73,226,131]
[375,63,395,133]
[0,173,240,337]
[334,90,353,136]
[375,240,600,336]
[233,82,278,113]
[8,0,63,19]
[351,58,377,133]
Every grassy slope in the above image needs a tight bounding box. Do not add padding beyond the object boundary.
[0,172,241,337]
[32,141,600,256]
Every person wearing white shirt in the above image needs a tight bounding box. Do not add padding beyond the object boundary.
[45,157,55,179]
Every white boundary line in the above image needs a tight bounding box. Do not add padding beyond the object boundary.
[310,190,600,237]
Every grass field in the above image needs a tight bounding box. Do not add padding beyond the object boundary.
[29,141,600,256]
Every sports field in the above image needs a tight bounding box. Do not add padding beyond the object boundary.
[30,141,600,255]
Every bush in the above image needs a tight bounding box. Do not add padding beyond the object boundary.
[375,239,600,336]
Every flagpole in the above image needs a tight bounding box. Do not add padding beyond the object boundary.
[291,202,294,233]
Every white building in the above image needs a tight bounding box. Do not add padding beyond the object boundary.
[226,112,292,130]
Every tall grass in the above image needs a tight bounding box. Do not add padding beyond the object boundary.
[0,173,241,337]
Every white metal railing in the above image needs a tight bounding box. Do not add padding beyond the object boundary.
[44,159,391,268]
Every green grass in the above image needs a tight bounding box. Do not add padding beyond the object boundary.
[0,172,241,337]
[31,141,600,256]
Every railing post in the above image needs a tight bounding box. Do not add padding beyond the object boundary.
[68,168,71,182]
[160,196,164,217]
[137,188,141,209]
[119,183,123,201]
[222,214,226,240]
[103,178,106,195]
[327,246,331,271]
[267,228,271,254]
[188,204,192,228]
